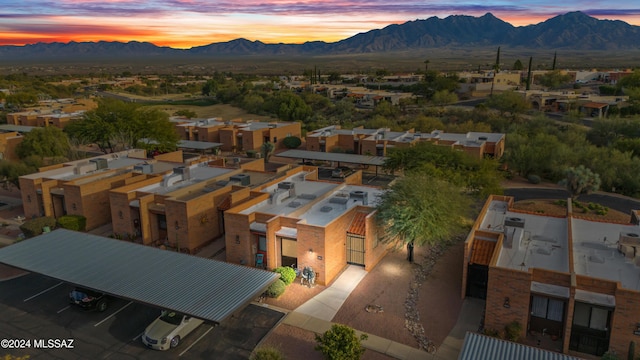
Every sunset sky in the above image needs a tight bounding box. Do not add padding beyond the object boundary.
[1,1,639,49]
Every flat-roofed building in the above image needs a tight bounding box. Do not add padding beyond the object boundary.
[306,126,505,159]
[0,131,23,161]
[224,166,388,285]
[462,195,640,357]
[175,118,301,152]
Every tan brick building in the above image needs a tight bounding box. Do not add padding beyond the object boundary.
[306,126,505,159]
[174,118,301,152]
[463,195,640,357]
[224,166,388,285]
[0,131,23,161]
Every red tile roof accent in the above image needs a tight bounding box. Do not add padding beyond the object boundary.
[470,239,497,266]
[347,212,368,236]
[582,102,608,108]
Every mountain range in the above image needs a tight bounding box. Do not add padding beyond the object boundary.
[0,11,639,60]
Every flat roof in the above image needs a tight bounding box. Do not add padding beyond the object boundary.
[300,185,383,226]
[571,218,640,291]
[239,173,339,217]
[277,149,386,166]
[476,198,640,291]
[482,200,570,273]
[136,164,233,195]
[0,124,36,133]
[0,229,279,324]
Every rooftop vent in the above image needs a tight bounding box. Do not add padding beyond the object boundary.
[320,206,333,213]
[329,197,349,205]
[536,247,552,255]
[478,136,488,141]
[298,193,317,200]
[588,254,605,263]
[133,163,153,174]
[288,201,301,208]
[505,217,525,228]
[230,173,250,186]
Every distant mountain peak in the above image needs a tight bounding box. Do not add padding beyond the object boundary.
[0,11,638,59]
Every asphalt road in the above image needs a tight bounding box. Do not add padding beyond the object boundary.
[504,188,640,214]
[0,273,284,359]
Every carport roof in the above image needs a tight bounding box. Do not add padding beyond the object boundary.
[0,229,279,324]
[277,149,387,166]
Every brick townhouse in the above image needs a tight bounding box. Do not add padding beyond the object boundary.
[174,118,301,152]
[224,166,389,285]
[306,125,505,159]
[462,195,640,357]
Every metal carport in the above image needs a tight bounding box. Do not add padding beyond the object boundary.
[0,229,279,324]
[276,149,387,175]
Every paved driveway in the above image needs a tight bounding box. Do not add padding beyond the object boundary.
[0,273,284,359]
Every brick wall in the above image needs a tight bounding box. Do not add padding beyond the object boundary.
[154,150,183,163]
[363,209,388,271]
[609,287,640,355]
[485,266,532,339]
[306,136,321,151]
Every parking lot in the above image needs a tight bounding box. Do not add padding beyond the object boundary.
[0,272,284,359]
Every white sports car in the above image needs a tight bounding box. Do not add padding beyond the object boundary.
[142,311,204,350]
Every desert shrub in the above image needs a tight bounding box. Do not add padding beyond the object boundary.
[601,351,620,360]
[315,324,368,360]
[282,136,302,149]
[596,208,608,215]
[588,202,597,210]
[527,174,541,184]
[553,199,567,206]
[274,266,296,285]
[504,321,523,342]
[251,346,284,360]
[266,279,286,298]
[57,215,87,231]
[246,150,257,158]
[20,216,57,238]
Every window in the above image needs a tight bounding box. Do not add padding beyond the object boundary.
[531,295,564,322]
[257,235,267,252]
[573,302,611,331]
[273,137,278,143]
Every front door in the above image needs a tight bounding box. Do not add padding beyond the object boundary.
[255,234,267,267]
[281,237,297,268]
[346,234,365,266]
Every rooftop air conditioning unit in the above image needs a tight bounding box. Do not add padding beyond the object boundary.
[230,173,250,186]
[504,217,525,228]
[278,181,295,190]
[349,190,369,205]
[619,232,640,247]
[90,158,108,170]
[173,166,191,181]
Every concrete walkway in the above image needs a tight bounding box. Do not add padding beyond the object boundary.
[294,265,367,321]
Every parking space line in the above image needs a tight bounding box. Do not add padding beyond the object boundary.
[23,282,63,302]
[56,305,70,314]
[179,326,213,357]
[94,301,133,327]
[132,332,144,342]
